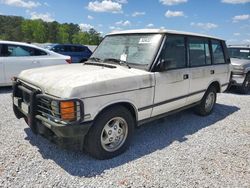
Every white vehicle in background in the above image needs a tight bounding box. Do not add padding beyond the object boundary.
[227,45,250,94]
[0,41,71,86]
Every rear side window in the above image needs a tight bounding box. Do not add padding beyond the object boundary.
[34,49,47,56]
[160,35,186,70]
[211,40,226,64]
[52,45,66,52]
[188,37,211,67]
[75,46,86,52]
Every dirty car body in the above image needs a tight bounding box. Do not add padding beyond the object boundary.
[13,29,231,159]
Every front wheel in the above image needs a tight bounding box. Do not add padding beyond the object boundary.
[239,74,250,94]
[195,86,217,116]
[84,105,135,159]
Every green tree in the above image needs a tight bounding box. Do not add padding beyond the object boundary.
[47,21,59,43]
[21,20,34,42]
[58,24,70,43]
[0,15,103,45]
[32,19,46,43]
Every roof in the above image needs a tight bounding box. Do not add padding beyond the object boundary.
[0,40,62,56]
[0,40,46,50]
[107,29,223,40]
[227,45,250,48]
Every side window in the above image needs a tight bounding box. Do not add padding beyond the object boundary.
[188,37,211,67]
[79,46,86,52]
[68,46,76,52]
[34,48,47,56]
[6,45,32,57]
[53,45,65,52]
[211,40,226,64]
[160,35,186,70]
[1,44,12,57]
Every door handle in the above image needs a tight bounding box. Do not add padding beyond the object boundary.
[210,70,215,74]
[183,74,189,80]
[32,60,39,64]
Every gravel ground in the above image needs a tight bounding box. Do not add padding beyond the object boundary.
[0,87,249,188]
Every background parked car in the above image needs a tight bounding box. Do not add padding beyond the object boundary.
[45,44,92,63]
[228,45,250,94]
[0,40,71,86]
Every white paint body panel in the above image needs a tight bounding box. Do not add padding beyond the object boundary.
[0,41,70,86]
[0,59,4,85]
[18,62,230,123]
[152,68,189,116]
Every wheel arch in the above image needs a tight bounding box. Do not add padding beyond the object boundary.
[208,80,221,93]
[93,101,138,124]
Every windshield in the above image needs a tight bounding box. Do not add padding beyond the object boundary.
[91,34,163,68]
[228,48,250,60]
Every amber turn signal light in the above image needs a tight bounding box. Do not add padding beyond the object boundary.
[60,101,76,121]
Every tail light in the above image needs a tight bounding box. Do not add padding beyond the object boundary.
[66,58,72,64]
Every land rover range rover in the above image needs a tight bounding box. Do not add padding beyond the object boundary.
[13,29,231,159]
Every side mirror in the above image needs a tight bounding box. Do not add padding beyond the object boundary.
[155,59,171,72]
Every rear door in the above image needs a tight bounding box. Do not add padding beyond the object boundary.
[3,44,41,84]
[186,37,214,104]
[211,40,231,91]
[152,35,190,117]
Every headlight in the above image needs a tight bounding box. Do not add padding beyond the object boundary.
[233,65,244,70]
[51,101,59,116]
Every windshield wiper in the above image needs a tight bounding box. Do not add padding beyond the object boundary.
[103,58,131,69]
[88,57,102,62]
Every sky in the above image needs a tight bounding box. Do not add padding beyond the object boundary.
[0,0,250,44]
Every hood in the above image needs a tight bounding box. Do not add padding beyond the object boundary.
[18,63,154,98]
[231,58,250,67]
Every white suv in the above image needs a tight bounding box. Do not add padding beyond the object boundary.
[12,29,231,159]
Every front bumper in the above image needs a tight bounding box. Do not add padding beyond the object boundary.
[231,73,246,86]
[12,80,92,138]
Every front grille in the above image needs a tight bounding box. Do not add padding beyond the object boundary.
[36,95,83,124]
[37,97,60,121]
[14,80,84,124]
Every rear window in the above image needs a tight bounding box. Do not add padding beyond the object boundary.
[188,37,211,67]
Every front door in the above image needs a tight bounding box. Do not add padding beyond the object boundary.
[3,44,41,85]
[152,35,190,117]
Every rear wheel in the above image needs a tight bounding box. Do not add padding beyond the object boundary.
[239,73,250,94]
[84,105,135,159]
[195,86,217,116]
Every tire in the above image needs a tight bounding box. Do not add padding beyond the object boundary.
[239,73,250,94]
[195,86,217,116]
[84,105,135,160]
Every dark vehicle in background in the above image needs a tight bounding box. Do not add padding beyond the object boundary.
[45,44,92,63]
[228,45,250,94]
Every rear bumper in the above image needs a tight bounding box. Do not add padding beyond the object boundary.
[12,80,92,138]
